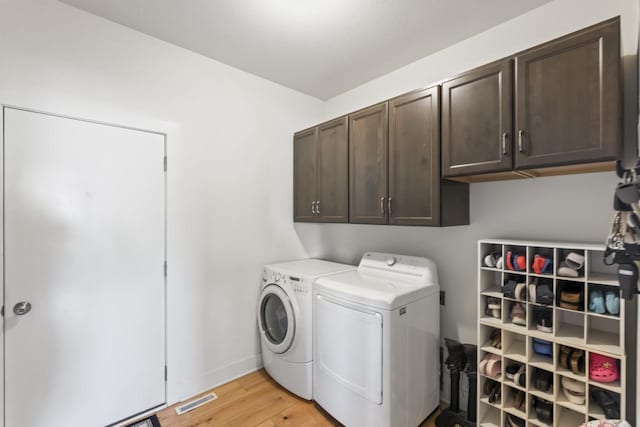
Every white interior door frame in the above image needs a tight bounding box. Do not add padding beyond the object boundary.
[0,105,171,427]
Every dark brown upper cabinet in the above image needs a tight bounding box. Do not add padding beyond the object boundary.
[514,18,621,171]
[389,87,468,226]
[349,102,389,224]
[293,117,349,223]
[442,59,513,178]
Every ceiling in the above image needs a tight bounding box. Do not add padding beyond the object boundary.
[59,0,551,100]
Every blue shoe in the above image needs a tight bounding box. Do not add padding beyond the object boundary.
[605,291,620,315]
[589,289,605,314]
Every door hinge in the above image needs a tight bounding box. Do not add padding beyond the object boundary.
[165,365,168,381]
[163,156,167,172]
[164,261,167,277]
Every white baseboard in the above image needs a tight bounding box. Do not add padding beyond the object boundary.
[170,353,263,405]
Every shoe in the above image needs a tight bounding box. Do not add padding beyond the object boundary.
[486,297,501,318]
[589,353,619,383]
[513,365,526,388]
[505,363,520,380]
[605,290,620,315]
[531,397,553,424]
[532,338,553,358]
[558,252,584,277]
[488,380,501,404]
[589,289,605,314]
[559,346,585,375]
[503,279,517,299]
[462,343,477,375]
[532,368,553,392]
[506,414,525,427]
[513,389,525,411]
[444,338,467,372]
[591,388,620,418]
[484,252,501,268]
[535,307,553,333]
[561,377,586,405]
[489,329,502,349]
[532,254,553,274]
[560,284,583,310]
[510,303,526,326]
[506,251,526,271]
[479,353,501,378]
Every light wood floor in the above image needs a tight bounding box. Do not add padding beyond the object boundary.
[154,369,440,427]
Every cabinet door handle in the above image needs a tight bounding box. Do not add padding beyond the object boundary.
[518,130,526,153]
[311,201,316,215]
[502,132,509,155]
[380,197,385,215]
[316,200,320,215]
[388,197,393,217]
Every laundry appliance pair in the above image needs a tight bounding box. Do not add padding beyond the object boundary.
[258,252,440,427]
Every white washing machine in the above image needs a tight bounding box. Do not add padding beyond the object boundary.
[258,259,355,399]
[313,252,440,427]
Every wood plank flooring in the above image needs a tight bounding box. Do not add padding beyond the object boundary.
[154,369,440,427]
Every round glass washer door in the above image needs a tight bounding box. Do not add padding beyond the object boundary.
[259,284,295,354]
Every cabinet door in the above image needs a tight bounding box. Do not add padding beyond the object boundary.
[293,128,318,222]
[442,60,513,177]
[515,18,620,169]
[317,116,349,223]
[349,103,388,224]
[389,87,440,225]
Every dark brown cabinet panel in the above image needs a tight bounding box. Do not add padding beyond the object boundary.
[515,18,620,170]
[389,88,440,225]
[317,117,349,222]
[442,59,513,177]
[349,102,389,224]
[293,128,318,222]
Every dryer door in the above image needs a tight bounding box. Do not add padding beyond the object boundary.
[259,284,296,354]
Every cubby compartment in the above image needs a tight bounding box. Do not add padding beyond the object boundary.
[587,283,620,319]
[528,337,553,371]
[502,273,527,302]
[480,294,503,326]
[528,366,553,401]
[528,246,555,277]
[503,358,526,391]
[527,277,554,307]
[479,351,503,381]
[502,385,526,419]
[503,331,526,363]
[586,249,618,285]
[557,344,586,380]
[555,309,585,346]
[480,242,503,270]
[503,244,527,273]
[588,385,621,420]
[555,406,585,427]
[528,305,553,338]
[478,402,501,427]
[503,300,527,329]
[556,248,586,280]
[480,269,503,296]
[586,316,621,354]
[557,373,587,413]
[587,351,622,391]
[556,280,585,312]
[480,377,502,408]
[479,324,502,355]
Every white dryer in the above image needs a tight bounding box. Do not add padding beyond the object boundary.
[259,259,355,399]
[313,252,440,427]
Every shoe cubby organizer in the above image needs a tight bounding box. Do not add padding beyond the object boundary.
[477,239,637,426]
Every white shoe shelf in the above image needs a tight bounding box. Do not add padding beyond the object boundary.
[477,239,637,427]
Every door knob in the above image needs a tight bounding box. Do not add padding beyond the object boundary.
[13,301,31,316]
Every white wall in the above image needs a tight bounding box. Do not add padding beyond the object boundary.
[0,0,323,405]
[294,0,639,410]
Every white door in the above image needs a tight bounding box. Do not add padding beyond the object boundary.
[3,108,166,427]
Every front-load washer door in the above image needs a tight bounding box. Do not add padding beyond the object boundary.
[259,284,296,354]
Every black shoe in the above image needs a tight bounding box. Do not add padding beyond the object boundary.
[444,338,467,372]
[535,307,553,333]
[462,343,477,375]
